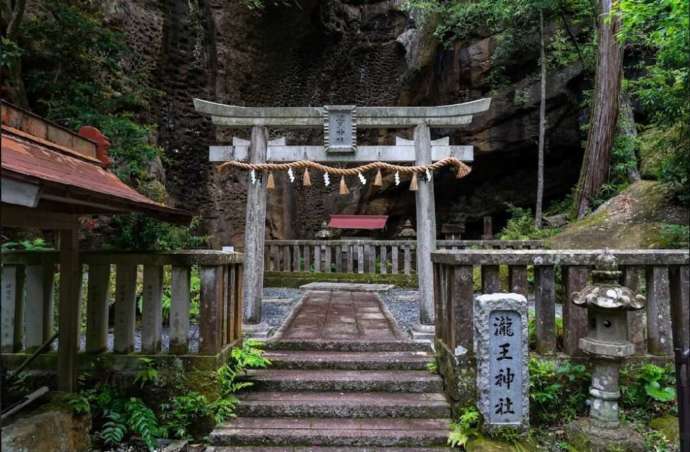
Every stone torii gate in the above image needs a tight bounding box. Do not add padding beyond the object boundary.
[195,98,491,340]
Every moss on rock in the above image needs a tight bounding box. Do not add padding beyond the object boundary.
[548,181,688,249]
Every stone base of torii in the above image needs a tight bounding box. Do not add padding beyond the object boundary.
[195,99,491,341]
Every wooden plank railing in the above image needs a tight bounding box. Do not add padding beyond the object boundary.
[264,239,544,276]
[431,249,689,358]
[1,250,243,357]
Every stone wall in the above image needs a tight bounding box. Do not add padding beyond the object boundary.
[103,0,586,246]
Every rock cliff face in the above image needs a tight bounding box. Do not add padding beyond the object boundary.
[105,0,586,246]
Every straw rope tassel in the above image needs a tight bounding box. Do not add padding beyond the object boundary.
[339,176,350,195]
[303,168,311,186]
[267,171,276,190]
[409,172,418,191]
[374,168,383,187]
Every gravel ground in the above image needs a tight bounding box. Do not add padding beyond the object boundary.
[380,288,421,339]
[262,288,302,330]
[380,289,564,340]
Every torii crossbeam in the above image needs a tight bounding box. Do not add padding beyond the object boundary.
[195,98,491,340]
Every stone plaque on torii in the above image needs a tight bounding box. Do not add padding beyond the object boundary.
[195,98,491,340]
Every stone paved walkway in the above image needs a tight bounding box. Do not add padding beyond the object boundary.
[207,289,451,450]
[277,290,404,341]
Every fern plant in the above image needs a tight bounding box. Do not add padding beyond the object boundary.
[126,398,159,450]
[448,406,481,448]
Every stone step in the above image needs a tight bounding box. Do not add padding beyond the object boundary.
[248,369,442,393]
[209,417,451,448]
[264,340,430,353]
[206,447,454,451]
[235,392,450,419]
[263,350,433,371]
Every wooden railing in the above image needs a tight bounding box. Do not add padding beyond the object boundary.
[1,250,243,361]
[264,240,544,276]
[431,249,689,358]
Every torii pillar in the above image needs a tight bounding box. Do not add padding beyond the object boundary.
[195,99,491,340]
[412,123,436,341]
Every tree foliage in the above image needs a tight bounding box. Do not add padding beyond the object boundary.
[617,0,689,205]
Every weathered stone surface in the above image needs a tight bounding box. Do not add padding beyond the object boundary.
[565,418,645,452]
[1,408,91,452]
[474,293,529,431]
[299,282,394,292]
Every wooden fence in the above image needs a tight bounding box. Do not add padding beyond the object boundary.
[1,250,243,366]
[431,249,689,357]
[264,240,544,275]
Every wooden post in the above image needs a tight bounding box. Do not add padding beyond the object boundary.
[1,265,23,353]
[367,244,376,274]
[380,246,387,274]
[57,228,81,392]
[481,265,501,293]
[646,266,673,355]
[391,246,399,274]
[24,265,49,350]
[357,245,364,274]
[200,265,223,354]
[509,265,528,296]
[242,126,268,325]
[142,265,163,353]
[414,122,436,329]
[86,264,110,353]
[346,245,354,273]
[482,216,493,239]
[669,265,689,452]
[292,245,300,272]
[563,266,589,355]
[324,245,332,273]
[534,266,556,354]
[170,266,190,354]
[314,246,322,272]
[623,266,646,354]
[303,245,311,271]
[335,246,343,273]
[451,265,475,352]
[41,264,55,342]
[114,264,137,353]
[669,265,689,353]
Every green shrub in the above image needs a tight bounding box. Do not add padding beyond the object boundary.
[621,363,677,421]
[658,224,690,249]
[499,206,560,240]
[528,358,590,426]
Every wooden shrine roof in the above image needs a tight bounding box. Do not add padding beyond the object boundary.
[1,103,190,223]
[328,215,388,230]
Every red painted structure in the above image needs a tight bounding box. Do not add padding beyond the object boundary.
[328,215,388,230]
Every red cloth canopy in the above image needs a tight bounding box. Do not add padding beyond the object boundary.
[328,215,388,230]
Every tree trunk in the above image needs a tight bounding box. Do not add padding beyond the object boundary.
[573,0,623,218]
[618,92,641,183]
[535,10,546,228]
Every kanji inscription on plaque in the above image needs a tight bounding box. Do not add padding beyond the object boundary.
[324,105,356,153]
[489,310,523,424]
[475,293,529,430]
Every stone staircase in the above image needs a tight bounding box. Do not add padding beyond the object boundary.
[206,340,452,451]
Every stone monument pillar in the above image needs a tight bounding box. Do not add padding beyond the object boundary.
[474,293,530,431]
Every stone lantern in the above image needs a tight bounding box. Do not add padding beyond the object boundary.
[397,219,416,239]
[315,221,333,240]
[566,250,645,451]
